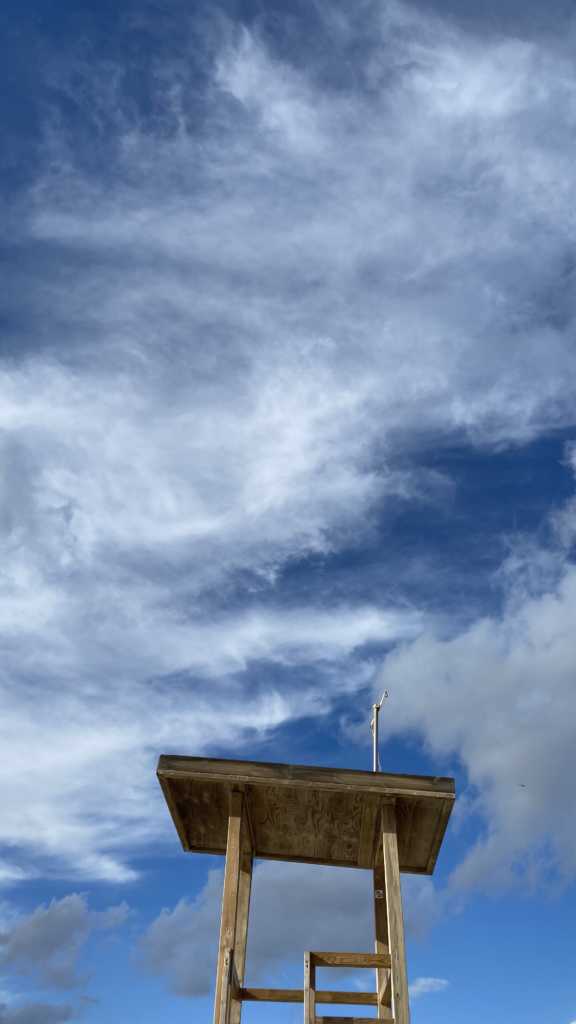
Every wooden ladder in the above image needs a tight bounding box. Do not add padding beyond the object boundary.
[304,950,394,1024]
[228,948,393,1022]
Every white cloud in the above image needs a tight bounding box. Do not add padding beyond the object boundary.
[379,495,576,888]
[0,894,128,990]
[2,0,576,884]
[0,869,27,888]
[0,600,416,881]
[216,29,324,155]
[0,1003,78,1024]
[409,976,449,998]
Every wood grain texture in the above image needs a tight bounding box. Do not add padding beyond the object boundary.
[304,952,316,1024]
[240,988,378,1005]
[159,754,454,797]
[213,793,243,1024]
[157,773,189,851]
[319,1016,394,1024]
[218,948,233,1024]
[425,796,455,874]
[378,971,392,1010]
[311,952,391,968]
[374,857,392,1015]
[229,841,252,1024]
[381,802,410,1024]
[249,784,363,865]
[358,795,381,868]
[395,798,417,868]
[157,756,455,874]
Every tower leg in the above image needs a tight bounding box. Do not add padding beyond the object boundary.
[380,801,410,1024]
[229,842,253,1024]
[213,791,252,1024]
[304,952,316,1024]
[373,854,391,1017]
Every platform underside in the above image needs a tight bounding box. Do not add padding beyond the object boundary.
[157,755,455,874]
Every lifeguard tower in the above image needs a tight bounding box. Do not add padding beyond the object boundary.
[157,754,455,1024]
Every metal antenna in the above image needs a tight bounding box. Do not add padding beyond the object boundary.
[370,689,389,772]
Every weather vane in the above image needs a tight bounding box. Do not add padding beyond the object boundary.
[370,689,388,772]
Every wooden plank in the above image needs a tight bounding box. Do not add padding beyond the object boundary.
[187,847,368,869]
[396,798,417,869]
[158,755,455,800]
[229,817,253,1024]
[240,988,378,1005]
[241,988,304,1003]
[249,784,363,867]
[425,797,454,874]
[374,856,392,1016]
[304,952,315,1024]
[319,1017,393,1024]
[184,845,448,873]
[357,795,380,868]
[311,952,391,968]
[317,990,377,1006]
[162,777,229,857]
[378,971,392,1012]
[239,786,256,851]
[157,757,455,874]
[186,844,364,867]
[157,774,189,851]
[317,989,381,1006]
[218,948,233,1024]
[230,958,240,1001]
[381,802,410,1024]
[213,792,243,1024]
[403,801,438,874]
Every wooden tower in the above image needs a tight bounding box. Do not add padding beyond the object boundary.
[158,755,455,1024]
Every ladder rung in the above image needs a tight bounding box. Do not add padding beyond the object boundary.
[311,951,391,968]
[240,987,378,1005]
[317,1017,394,1024]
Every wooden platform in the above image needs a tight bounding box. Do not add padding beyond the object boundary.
[157,755,455,874]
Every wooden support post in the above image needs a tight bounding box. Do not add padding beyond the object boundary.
[373,851,391,1017]
[380,801,410,1024]
[230,817,253,1024]
[219,948,233,1024]
[304,952,316,1024]
[214,791,249,1024]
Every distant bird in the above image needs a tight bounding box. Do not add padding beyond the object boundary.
[517,783,527,788]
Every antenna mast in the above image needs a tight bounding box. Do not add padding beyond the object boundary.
[370,690,388,772]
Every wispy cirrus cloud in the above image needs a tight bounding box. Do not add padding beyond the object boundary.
[2,0,576,887]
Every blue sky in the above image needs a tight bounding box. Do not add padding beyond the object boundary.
[1,0,576,1021]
